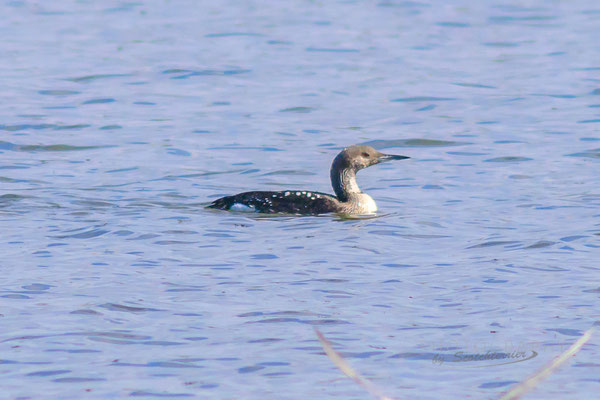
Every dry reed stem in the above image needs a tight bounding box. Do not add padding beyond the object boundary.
[315,327,593,400]
[315,328,396,400]
[499,328,594,400]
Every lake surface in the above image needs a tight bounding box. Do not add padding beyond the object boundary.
[1,1,599,399]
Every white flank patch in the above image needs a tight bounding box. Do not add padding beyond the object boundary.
[230,203,255,212]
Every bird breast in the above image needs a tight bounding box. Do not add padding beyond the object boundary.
[350,193,378,214]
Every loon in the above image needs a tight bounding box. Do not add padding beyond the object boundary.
[207,144,409,215]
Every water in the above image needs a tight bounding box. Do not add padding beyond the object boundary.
[1,1,599,399]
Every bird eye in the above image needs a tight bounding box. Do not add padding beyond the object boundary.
[361,152,370,158]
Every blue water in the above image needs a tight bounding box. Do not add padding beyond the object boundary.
[1,1,599,399]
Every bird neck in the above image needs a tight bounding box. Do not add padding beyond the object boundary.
[330,164,361,202]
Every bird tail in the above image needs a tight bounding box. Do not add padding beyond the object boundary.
[206,196,234,210]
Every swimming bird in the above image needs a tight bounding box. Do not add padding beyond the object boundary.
[207,144,409,215]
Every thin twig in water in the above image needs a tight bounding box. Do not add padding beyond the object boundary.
[315,328,396,400]
[499,328,594,400]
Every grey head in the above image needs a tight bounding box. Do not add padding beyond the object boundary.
[332,145,409,171]
[330,144,409,201]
